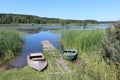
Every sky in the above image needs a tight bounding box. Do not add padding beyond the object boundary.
[0,0,120,21]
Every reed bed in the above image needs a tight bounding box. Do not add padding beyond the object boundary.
[61,29,105,54]
[59,29,119,80]
[0,30,23,60]
[0,29,119,80]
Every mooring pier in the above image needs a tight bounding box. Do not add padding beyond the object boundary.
[41,40,71,74]
[41,40,56,51]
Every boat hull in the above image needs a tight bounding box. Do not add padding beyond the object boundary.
[27,53,47,71]
[64,54,77,60]
[63,49,77,60]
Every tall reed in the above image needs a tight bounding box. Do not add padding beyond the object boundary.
[61,29,105,54]
[0,30,23,60]
[59,29,119,80]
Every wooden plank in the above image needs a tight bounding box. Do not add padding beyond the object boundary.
[48,60,53,71]
[41,40,56,51]
[41,40,71,74]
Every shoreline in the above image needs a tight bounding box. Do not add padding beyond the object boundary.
[0,23,100,27]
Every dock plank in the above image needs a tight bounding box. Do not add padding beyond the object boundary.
[41,40,56,51]
[41,40,71,73]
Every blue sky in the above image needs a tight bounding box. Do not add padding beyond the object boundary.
[0,0,120,21]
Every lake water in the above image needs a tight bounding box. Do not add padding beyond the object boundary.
[1,24,111,69]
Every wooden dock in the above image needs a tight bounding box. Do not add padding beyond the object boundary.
[41,40,71,74]
[41,40,56,51]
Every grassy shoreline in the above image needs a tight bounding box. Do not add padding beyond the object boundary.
[60,29,119,80]
[0,29,119,80]
[0,30,24,63]
[0,51,118,80]
[60,29,105,53]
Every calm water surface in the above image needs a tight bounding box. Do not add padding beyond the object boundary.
[2,24,111,69]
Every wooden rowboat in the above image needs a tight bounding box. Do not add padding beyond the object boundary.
[27,53,47,71]
[63,49,78,60]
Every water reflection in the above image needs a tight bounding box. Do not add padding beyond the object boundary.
[6,31,61,69]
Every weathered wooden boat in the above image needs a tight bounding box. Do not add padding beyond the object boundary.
[63,49,78,60]
[27,53,47,71]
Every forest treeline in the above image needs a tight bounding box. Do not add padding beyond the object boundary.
[0,13,98,25]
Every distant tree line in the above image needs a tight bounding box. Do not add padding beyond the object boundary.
[99,21,119,24]
[0,13,98,25]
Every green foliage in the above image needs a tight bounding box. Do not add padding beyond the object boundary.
[0,53,118,80]
[60,29,119,80]
[102,24,120,66]
[60,29,105,54]
[0,30,23,60]
[0,13,98,25]
[0,29,119,80]
[73,53,118,80]
[0,28,119,80]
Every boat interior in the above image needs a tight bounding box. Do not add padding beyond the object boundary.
[64,51,76,54]
[29,55,45,61]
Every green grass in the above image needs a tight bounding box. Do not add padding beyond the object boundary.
[0,29,119,80]
[60,29,119,80]
[0,51,118,80]
[0,30,23,60]
[60,29,105,54]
